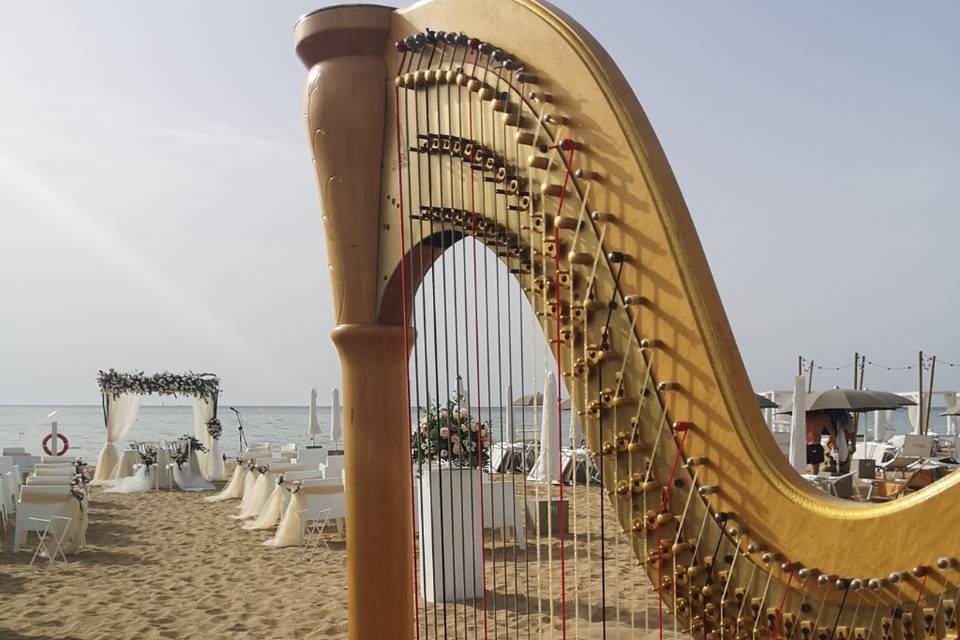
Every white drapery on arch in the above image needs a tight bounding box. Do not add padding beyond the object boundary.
[193,396,225,481]
[91,393,142,485]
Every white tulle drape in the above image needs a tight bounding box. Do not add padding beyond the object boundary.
[91,393,141,485]
[192,397,224,480]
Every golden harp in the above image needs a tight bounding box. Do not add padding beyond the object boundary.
[293,2,959,639]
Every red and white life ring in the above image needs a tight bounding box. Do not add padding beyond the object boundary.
[42,433,70,456]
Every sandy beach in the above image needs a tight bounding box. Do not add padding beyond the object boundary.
[0,482,666,639]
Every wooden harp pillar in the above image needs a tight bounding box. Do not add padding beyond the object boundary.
[296,7,415,640]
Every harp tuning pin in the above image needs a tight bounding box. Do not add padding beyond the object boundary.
[574,168,599,180]
[491,48,503,62]
[797,567,818,579]
[912,566,928,577]
[516,71,538,84]
[607,251,625,263]
[624,295,646,306]
[746,542,765,554]
[468,37,480,49]
[457,33,469,46]
[424,30,437,44]
[888,572,905,583]
[937,557,954,570]
[850,579,864,591]
[782,562,796,573]
[657,381,678,391]
[567,251,592,265]
[836,578,850,591]
[761,552,780,564]
[504,59,520,71]
[478,42,492,54]
[698,485,716,496]
[591,211,615,222]
[640,338,662,349]
[686,456,708,467]
[445,32,457,45]
[530,91,553,103]
[868,578,884,590]
[817,574,834,586]
[543,113,567,125]
[655,512,674,526]
[671,421,691,433]
[558,138,581,151]
[395,40,408,53]
[405,36,417,50]
[540,183,565,197]
[415,32,426,46]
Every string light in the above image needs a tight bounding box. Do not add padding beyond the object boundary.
[798,355,957,372]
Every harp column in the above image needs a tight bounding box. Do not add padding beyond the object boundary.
[295,7,415,640]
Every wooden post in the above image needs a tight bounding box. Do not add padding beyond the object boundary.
[918,350,925,434]
[926,355,937,434]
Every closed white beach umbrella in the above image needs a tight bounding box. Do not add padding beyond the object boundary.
[505,384,513,442]
[308,387,321,445]
[528,371,560,484]
[788,375,807,473]
[331,387,342,449]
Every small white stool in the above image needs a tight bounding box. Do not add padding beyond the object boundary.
[28,515,72,570]
[297,507,332,564]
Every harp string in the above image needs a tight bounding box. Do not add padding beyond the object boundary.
[394,47,424,640]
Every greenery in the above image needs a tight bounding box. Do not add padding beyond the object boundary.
[134,443,158,472]
[206,417,223,440]
[97,369,220,400]
[412,394,493,470]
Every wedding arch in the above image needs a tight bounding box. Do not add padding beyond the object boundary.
[90,369,226,484]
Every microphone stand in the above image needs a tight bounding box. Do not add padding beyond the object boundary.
[230,407,248,452]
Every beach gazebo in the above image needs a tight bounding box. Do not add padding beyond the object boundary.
[90,370,224,484]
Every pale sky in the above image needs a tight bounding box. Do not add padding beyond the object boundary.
[1,2,957,405]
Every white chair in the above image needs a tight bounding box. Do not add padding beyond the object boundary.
[34,467,73,476]
[295,447,326,472]
[298,507,333,563]
[14,486,72,552]
[283,470,326,482]
[1,471,16,519]
[482,477,527,548]
[28,515,72,569]
[41,455,76,464]
[294,478,346,541]
[323,454,345,480]
[26,475,72,486]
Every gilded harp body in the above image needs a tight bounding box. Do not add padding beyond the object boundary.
[293,2,960,639]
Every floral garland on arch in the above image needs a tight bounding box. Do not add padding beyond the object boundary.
[97,369,220,400]
[412,394,493,471]
[206,417,223,440]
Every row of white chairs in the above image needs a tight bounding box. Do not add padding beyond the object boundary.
[8,458,86,567]
[215,444,346,556]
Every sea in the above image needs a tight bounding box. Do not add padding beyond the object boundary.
[0,404,942,463]
[0,405,564,463]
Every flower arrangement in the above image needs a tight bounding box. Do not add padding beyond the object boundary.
[135,443,158,473]
[97,369,220,400]
[412,394,493,470]
[74,459,89,483]
[206,417,223,440]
